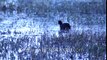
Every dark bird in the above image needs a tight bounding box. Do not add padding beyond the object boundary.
[58,20,71,32]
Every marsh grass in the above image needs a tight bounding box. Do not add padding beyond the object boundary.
[0,29,106,60]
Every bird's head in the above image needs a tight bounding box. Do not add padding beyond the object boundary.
[58,20,62,25]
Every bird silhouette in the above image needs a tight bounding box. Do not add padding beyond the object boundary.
[58,20,71,32]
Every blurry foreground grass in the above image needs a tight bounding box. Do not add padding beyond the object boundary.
[0,29,106,60]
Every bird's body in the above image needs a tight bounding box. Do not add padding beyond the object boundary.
[60,23,71,30]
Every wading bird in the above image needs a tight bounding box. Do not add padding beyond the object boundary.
[58,20,71,33]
